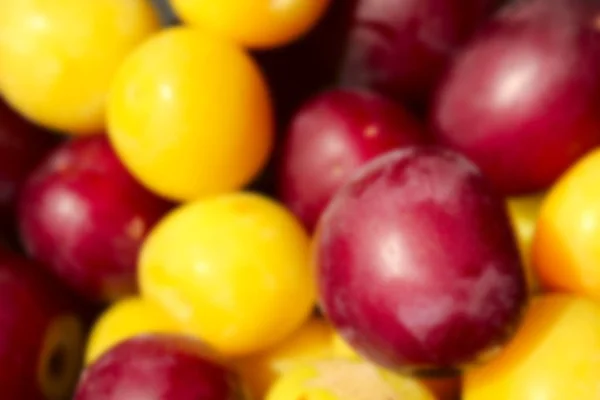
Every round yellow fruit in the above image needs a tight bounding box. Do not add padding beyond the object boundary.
[533,149,600,299]
[85,297,178,365]
[139,192,315,357]
[235,317,336,399]
[464,294,600,400]
[266,359,437,400]
[107,26,273,201]
[170,0,331,49]
[0,0,159,134]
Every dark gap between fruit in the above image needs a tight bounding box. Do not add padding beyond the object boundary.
[47,342,68,380]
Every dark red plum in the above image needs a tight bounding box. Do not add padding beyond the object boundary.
[18,136,172,303]
[338,0,504,108]
[74,335,245,400]
[0,249,86,400]
[247,1,362,198]
[315,147,527,371]
[278,88,426,232]
[431,0,600,194]
[0,100,60,226]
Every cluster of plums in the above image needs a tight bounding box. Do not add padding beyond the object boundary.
[1,0,600,399]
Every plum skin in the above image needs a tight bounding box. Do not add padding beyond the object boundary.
[338,0,505,107]
[18,136,172,303]
[277,88,426,232]
[431,0,600,194]
[74,335,244,400]
[315,146,527,371]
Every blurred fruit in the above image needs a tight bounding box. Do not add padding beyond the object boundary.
[332,332,360,359]
[0,100,60,226]
[315,147,527,370]
[266,359,438,400]
[0,249,85,400]
[277,88,426,232]
[332,334,461,399]
[464,294,600,400]
[234,316,335,398]
[532,148,600,299]
[431,0,600,194]
[75,335,245,400]
[338,0,504,107]
[0,0,160,134]
[139,192,315,357]
[507,194,544,292]
[107,26,273,201]
[420,375,462,400]
[85,296,179,365]
[18,136,172,303]
[247,1,359,198]
[170,0,331,49]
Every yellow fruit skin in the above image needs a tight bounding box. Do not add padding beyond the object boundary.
[170,0,331,49]
[85,297,178,365]
[332,332,361,360]
[267,365,338,400]
[507,193,544,292]
[139,192,315,357]
[331,332,460,400]
[107,26,274,201]
[465,294,600,400]
[533,149,600,299]
[266,359,437,400]
[0,0,159,134]
[234,317,336,399]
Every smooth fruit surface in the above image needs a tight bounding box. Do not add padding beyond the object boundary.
[315,147,527,370]
[266,359,437,400]
[431,0,600,194]
[338,0,503,106]
[75,335,245,400]
[139,192,315,357]
[464,294,600,400]
[533,149,600,300]
[507,193,544,292]
[278,88,426,232]
[19,136,172,303]
[0,250,85,400]
[85,297,179,365]
[107,26,273,201]
[170,0,331,49]
[234,316,336,398]
[0,0,160,134]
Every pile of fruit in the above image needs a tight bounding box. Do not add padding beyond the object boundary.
[2,0,600,398]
